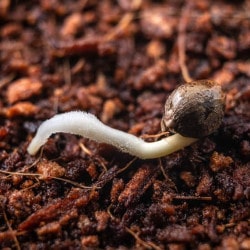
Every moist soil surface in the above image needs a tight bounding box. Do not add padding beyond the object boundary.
[0,0,250,249]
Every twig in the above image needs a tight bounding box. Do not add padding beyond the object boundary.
[125,227,162,250]
[23,147,44,172]
[1,205,21,250]
[116,157,137,175]
[158,158,177,191]
[105,13,134,41]
[107,204,117,221]
[79,141,108,174]
[0,169,97,189]
[177,2,193,83]
[79,142,93,156]
[140,131,169,140]
[63,59,72,87]
[173,195,212,201]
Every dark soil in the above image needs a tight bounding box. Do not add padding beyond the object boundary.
[0,0,249,249]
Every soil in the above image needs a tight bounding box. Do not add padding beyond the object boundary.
[0,0,249,249]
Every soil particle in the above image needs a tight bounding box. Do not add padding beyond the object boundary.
[210,151,233,172]
[196,173,213,196]
[37,159,66,180]
[81,235,100,248]
[157,225,194,243]
[118,164,159,208]
[4,102,38,118]
[7,78,43,104]
[140,7,178,39]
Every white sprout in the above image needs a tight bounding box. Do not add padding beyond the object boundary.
[27,111,197,159]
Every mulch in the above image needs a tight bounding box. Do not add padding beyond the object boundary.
[0,0,249,249]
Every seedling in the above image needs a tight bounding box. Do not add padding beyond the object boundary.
[27,80,224,159]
